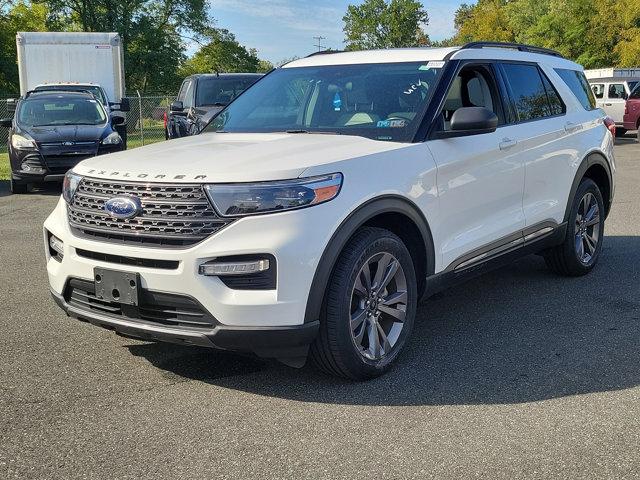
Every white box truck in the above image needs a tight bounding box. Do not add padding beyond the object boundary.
[16,31,126,105]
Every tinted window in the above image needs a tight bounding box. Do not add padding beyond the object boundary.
[205,62,443,143]
[554,68,597,110]
[196,77,259,107]
[608,84,625,99]
[629,81,638,92]
[631,83,640,99]
[502,63,559,121]
[541,74,565,115]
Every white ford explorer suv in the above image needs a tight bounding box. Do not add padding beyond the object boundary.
[45,42,615,380]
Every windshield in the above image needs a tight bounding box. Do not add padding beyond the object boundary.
[204,62,443,142]
[18,96,107,127]
[34,85,107,105]
[196,77,260,107]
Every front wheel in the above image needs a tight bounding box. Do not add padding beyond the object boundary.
[544,178,605,276]
[310,227,417,380]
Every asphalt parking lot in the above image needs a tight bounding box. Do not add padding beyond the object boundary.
[1,137,639,479]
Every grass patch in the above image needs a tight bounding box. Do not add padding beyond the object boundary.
[0,152,9,181]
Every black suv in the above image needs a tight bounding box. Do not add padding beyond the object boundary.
[1,90,125,193]
[165,73,262,139]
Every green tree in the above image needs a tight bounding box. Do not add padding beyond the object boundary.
[0,1,48,91]
[343,0,429,50]
[179,29,261,76]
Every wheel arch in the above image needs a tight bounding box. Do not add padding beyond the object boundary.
[564,151,613,223]
[303,195,435,324]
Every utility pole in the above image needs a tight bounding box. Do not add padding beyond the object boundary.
[313,35,326,52]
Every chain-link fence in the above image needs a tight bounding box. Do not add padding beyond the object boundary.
[0,94,175,153]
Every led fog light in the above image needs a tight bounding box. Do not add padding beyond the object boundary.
[48,233,64,261]
[199,258,270,276]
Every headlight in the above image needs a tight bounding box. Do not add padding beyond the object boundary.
[11,134,35,150]
[101,132,122,145]
[62,171,83,203]
[204,173,343,217]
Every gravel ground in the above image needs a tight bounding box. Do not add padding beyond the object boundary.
[1,136,639,479]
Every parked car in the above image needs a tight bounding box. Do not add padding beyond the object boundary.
[588,77,639,135]
[32,83,130,147]
[1,90,125,193]
[622,83,640,141]
[165,73,262,139]
[45,42,615,379]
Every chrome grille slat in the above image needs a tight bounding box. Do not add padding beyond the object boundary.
[68,177,232,246]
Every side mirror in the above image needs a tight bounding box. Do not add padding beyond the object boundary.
[170,100,184,113]
[0,118,12,128]
[6,98,17,114]
[435,107,498,139]
[111,115,125,126]
[109,98,131,112]
[622,92,629,100]
[118,98,131,112]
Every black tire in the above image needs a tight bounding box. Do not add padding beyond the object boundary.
[615,128,627,138]
[544,178,604,276]
[636,128,640,143]
[310,227,417,380]
[10,178,28,194]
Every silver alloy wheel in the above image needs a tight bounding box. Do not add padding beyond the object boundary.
[574,192,601,264]
[349,252,408,361]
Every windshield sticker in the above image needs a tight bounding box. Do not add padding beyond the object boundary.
[333,92,342,111]
[403,84,419,95]
[420,61,445,70]
[377,119,406,128]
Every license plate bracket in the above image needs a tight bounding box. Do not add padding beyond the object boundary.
[94,268,140,306]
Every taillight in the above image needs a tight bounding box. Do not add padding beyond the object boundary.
[603,116,616,137]
[163,111,168,129]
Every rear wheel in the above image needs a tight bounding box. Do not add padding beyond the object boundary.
[544,178,604,276]
[10,178,28,194]
[310,227,417,380]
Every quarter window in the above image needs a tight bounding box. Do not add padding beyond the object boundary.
[501,63,565,121]
[554,68,597,110]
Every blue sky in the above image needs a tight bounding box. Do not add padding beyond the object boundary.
[208,0,466,63]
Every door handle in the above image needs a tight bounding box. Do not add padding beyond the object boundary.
[604,103,613,106]
[564,122,582,133]
[499,138,517,150]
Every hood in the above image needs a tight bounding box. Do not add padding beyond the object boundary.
[73,132,409,183]
[23,124,107,144]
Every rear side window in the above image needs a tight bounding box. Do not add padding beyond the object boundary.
[554,68,597,111]
[591,84,604,99]
[608,84,625,99]
[501,63,565,121]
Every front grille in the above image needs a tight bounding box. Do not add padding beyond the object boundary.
[68,178,232,246]
[45,154,95,173]
[75,248,179,270]
[65,278,217,329]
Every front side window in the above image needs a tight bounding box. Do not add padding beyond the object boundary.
[554,68,597,111]
[196,77,259,107]
[591,84,604,99]
[18,96,107,127]
[608,84,625,99]
[205,62,443,142]
[630,83,640,100]
[501,63,563,121]
[439,64,504,131]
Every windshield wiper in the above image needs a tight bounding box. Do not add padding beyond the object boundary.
[285,129,341,135]
[201,102,227,107]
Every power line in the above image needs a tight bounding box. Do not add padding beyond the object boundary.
[313,35,326,52]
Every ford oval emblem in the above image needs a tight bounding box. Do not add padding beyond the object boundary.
[104,196,142,219]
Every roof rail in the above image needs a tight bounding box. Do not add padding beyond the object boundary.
[305,49,343,58]
[460,41,564,58]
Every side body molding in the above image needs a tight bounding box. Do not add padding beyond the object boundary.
[303,196,435,324]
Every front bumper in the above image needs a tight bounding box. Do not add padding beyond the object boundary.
[50,288,318,361]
